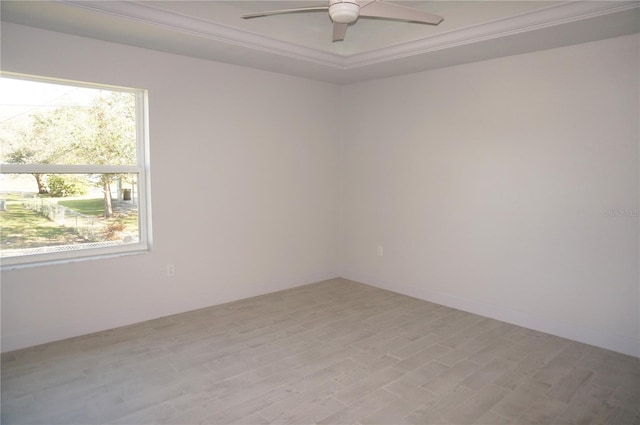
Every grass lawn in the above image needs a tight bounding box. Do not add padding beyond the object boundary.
[0,194,81,249]
[1,193,139,250]
[58,198,104,216]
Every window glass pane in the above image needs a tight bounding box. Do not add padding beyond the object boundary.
[0,74,148,266]
[0,173,139,258]
[0,78,137,166]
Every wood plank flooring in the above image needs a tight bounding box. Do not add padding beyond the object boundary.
[2,278,639,424]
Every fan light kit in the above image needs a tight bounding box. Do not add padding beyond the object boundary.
[242,0,444,42]
[329,1,360,24]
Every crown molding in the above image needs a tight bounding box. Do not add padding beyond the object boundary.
[344,1,640,68]
[58,0,640,72]
[62,1,345,69]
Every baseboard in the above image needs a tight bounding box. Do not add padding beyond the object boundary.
[340,269,640,358]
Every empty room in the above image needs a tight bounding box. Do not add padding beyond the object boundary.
[1,1,638,424]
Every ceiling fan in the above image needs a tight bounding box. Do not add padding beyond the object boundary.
[241,0,444,42]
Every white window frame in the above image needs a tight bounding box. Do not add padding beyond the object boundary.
[0,72,152,268]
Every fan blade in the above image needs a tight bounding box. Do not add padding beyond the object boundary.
[242,6,328,19]
[332,22,348,42]
[359,1,443,25]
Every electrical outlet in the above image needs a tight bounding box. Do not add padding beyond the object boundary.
[167,264,175,276]
[377,245,383,256]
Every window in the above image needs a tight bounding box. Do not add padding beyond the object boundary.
[0,73,151,267]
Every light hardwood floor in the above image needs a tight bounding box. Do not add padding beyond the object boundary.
[2,278,639,424]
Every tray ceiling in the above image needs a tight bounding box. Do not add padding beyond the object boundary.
[1,1,639,83]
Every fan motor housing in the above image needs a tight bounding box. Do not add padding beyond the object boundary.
[329,1,360,24]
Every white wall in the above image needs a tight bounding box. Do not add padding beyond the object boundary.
[340,34,640,357]
[0,23,341,352]
[2,22,638,358]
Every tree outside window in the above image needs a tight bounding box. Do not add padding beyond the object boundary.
[0,74,150,266]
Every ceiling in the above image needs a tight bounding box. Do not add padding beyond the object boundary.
[2,1,639,84]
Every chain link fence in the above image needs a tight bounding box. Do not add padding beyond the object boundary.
[23,197,98,241]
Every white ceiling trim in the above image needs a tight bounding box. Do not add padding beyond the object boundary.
[343,1,640,68]
[58,0,640,72]
[62,0,345,69]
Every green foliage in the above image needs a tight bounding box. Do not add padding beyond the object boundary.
[4,146,38,164]
[81,92,137,166]
[1,87,137,218]
[46,175,88,198]
[2,91,136,167]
